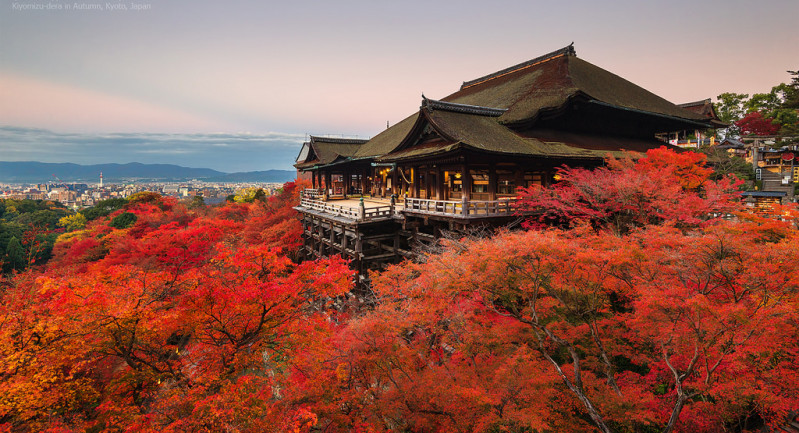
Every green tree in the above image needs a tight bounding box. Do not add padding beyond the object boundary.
[784,70,799,109]
[714,92,748,138]
[82,198,127,221]
[715,71,799,139]
[699,146,755,187]
[109,212,137,229]
[715,92,748,124]
[188,195,206,209]
[4,236,25,272]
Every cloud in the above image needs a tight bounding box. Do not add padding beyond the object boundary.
[0,126,306,172]
[0,73,233,133]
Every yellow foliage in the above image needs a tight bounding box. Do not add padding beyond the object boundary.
[57,213,87,231]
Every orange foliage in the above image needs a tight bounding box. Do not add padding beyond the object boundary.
[0,182,352,432]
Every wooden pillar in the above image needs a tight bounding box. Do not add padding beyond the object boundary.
[361,169,368,196]
[436,166,444,200]
[398,167,403,197]
[462,162,472,201]
[393,232,400,261]
[411,167,419,198]
[392,166,399,197]
[325,171,332,196]
[329,223,336,254]
[488,164,497,201]
[515,164,525,193]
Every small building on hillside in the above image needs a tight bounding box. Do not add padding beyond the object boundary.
[664,98,726,148]
[294,44,719,281]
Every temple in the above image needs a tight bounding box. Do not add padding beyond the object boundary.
[294,44,717,281]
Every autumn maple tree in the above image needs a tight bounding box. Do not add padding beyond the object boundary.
[518,147,743,234]
[1,155,797,433]
[0,180,356,432]
[735,111,781,136]
[294,149,798,433]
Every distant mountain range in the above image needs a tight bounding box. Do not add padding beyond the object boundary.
[0,161,296,183]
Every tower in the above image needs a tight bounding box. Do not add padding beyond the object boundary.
[99,172,103,188]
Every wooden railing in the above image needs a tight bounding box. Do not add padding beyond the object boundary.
[404,197,520,218]
[299,195,521,221]
[302,188,323,199]
[300,197,360,219]
[299,197,396,221]
[363,204,395,219]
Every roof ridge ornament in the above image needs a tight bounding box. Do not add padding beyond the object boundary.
[460,43,577,90]
[308,135,369,144]
[420,97,507,117]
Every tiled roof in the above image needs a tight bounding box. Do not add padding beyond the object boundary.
[318,44,714,168]
[445,44,709,126]
[294,136,368,170]
[377,99,677,162]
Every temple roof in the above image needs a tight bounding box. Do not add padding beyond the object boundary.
[353,114,417,159]
[328,44,714,167]
[445,45,709,126]
[377,98,673,162]
[678,98,728,127]
[294,135,368,170]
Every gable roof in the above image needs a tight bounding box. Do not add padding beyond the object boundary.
[353,114,417,158]
[294,136,368,170]
[444,45,709,127]
[317,44,713,168]
[678,98,728,128]
[378,98,674,162]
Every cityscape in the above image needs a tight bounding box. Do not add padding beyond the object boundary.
[0,177,287,208]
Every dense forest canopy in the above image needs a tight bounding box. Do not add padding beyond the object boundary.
[1,150,797,433]
[716,70,799,139]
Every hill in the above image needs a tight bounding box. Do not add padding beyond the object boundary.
[0,161,294,183]
[204,170,296,183]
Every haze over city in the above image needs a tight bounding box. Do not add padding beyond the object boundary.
[2,0,798,172]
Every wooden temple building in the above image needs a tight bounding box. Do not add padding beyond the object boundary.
[294,44,717,281]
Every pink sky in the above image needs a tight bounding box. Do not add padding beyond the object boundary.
[1,0,797,170]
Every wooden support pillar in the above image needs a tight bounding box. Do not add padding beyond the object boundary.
[402,167,413,197]
[462,162,472,201]
[488,164,497,201]
[436,166,444,200]
[419,165,426,199]
[391,167,398,197]
[325,171,332,197]
[330,223,336,254]
[361,169,368,196]
[515,164,525,193]
[413,167,420,198]
[355,233,363,256]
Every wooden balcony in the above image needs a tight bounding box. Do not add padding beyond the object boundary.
[403,197,520,219]
[298,197,396,221]
[297,190,399,222]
